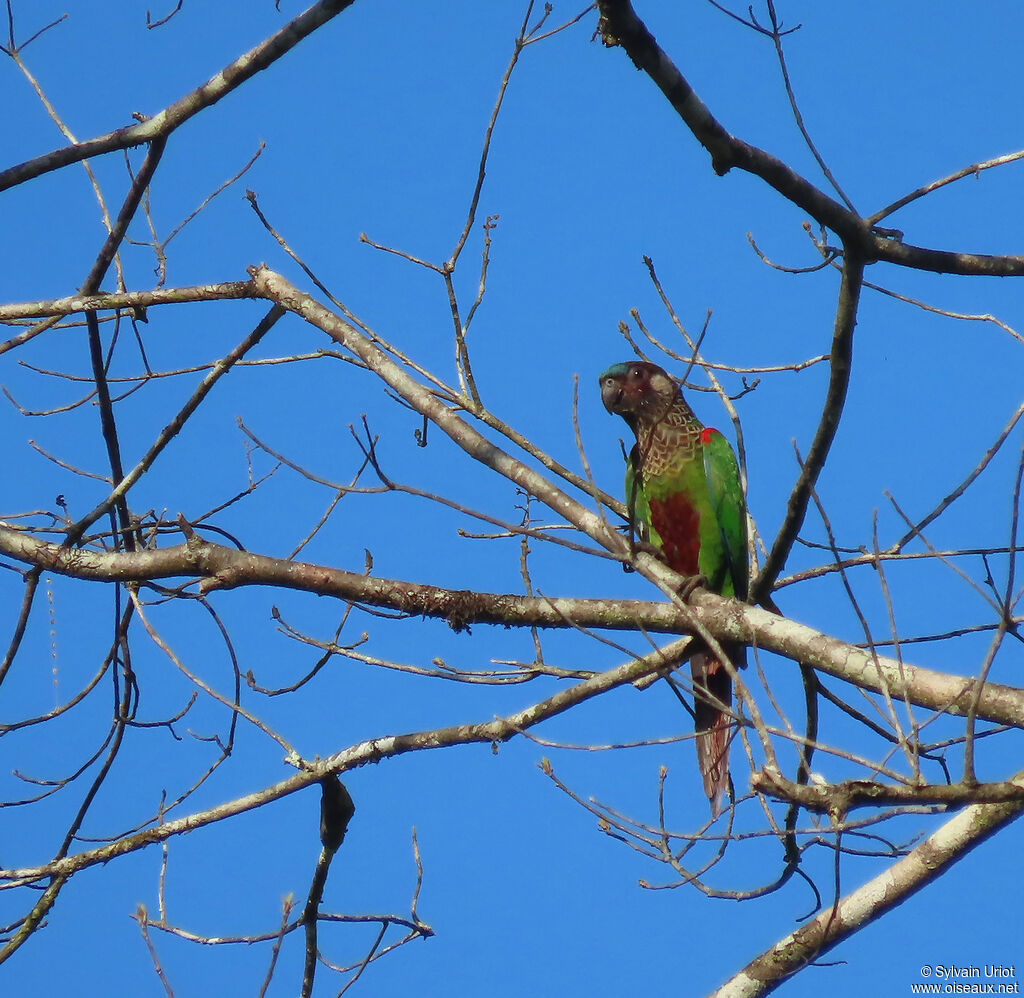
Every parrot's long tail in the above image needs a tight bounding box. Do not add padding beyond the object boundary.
[690,650,737,818]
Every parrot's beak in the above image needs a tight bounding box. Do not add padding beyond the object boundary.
[600,376,624,413]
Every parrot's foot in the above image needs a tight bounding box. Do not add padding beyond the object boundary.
[677,574,708,600]
[630,540,666,562]
[623,540,665,572]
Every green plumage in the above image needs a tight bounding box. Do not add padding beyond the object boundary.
[600,360,748,815]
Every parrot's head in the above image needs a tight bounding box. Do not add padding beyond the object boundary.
[599,361,678,429]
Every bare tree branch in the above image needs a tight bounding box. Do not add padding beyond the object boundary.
[716,778,1024,996]
[2,527,1022,730]
[595,0,1024,276]
[0,0,359,193]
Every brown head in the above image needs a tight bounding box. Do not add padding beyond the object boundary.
[599,361,679,432]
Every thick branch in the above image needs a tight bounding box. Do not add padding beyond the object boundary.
[0,281,257,321]
[752,768,1024,814]
[596,0,1024,276]
[870,238,1024,277]
[598,0,855,225]
[2,527,1022,730]
[716,774,1024,997]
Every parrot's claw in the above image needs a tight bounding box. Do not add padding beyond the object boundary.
[677,574,708,600]
[622,541,664,573]
[630,540,666,562]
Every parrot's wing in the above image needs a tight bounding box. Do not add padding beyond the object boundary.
[701,428,748,602]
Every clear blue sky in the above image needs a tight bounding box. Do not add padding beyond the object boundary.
[2,2,1023,995]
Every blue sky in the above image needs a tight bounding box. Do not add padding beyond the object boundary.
[2,1,1023,995]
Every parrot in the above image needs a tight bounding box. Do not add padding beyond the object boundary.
[599,360,748,816]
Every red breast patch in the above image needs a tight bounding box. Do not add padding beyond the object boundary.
[648,493,701,576]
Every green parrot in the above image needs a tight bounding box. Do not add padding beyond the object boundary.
[600,360,748,816]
